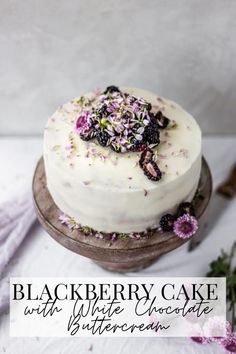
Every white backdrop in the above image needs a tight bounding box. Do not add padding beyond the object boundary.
[1,0,236,135]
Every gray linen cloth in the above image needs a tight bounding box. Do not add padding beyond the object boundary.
[0,192,37,314]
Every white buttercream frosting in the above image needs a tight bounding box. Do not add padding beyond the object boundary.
[43,87,202,233]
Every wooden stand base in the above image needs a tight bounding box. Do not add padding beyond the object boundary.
[33,157,212,273]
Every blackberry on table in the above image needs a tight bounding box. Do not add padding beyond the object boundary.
[155,111,170,129]
[160,214,175,232]
[96,130,110,147]
[177,202,195,217]
[104,86,120,94]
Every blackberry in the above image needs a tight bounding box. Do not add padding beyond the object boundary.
[104,86,120,94]
[97,130,110,147]
[160,214,175,232]
[139,147,154,168]
[143,124,160,145]
[80,127,95,141]
[128,135,147,152]
[136,143,147,152]
[155,111,170,129]
[142,161,162,181]
[149,113,157,125]
[177,202,195,217]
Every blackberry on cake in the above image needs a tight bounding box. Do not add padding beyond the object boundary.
[143,124,160,145]
[96,130,110,147]
[177,202,196,217]
[139,147,154,168]
[79,127,94,141]
[155,111,170,129]
[104,85,120,94]
[142,161,162,181]
[160,214,175,232]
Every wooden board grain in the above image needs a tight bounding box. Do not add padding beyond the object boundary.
[33,157,212,272]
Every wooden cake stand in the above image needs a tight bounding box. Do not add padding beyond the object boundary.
[33,157,212,273]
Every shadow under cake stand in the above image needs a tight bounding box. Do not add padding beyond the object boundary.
[33,157,212,273]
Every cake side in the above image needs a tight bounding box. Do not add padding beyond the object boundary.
[43,87,202,233]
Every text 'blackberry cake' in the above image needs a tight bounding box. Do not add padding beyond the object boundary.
[43,86,202,235]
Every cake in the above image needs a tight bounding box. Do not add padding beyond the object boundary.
[43,86,202,235]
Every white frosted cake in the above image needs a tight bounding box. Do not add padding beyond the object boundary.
[44,86,201,234]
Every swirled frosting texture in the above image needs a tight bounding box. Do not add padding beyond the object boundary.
[43,87,202,233]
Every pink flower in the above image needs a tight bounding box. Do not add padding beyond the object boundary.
[173,214,198,239]
[191,336,212,345]
[59,213,70,225]
[76,112,91,134]
[129,233,141,240]
[221,335,236,353]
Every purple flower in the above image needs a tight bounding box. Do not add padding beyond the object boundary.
[221,335,236,353]
[190,336,212,345]
[173,214,198,239]
[76,112,91,134]
[59,213,70,225]
[111,233,118,241]
[129,233,141,240]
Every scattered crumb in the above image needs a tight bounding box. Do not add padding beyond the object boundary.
[88,344,93,351]
[83,181,91,186]
[144,189,148,196]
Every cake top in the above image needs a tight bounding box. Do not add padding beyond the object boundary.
[75,85,171,181]
[75,86,163,152]
[44,86,201,190]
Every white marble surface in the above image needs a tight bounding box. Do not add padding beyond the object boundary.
[1,0,236,135]
[0,135,235,353]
